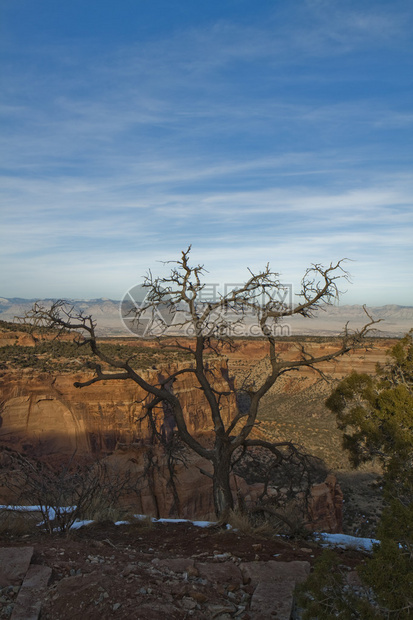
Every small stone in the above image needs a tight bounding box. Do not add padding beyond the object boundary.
[113,603,122,611]
[346,571,363,587]
[206,604,237,616]
[235,606,246,616]
[189,591,208,603]
[181,597,197,610]
[121,564,135,577]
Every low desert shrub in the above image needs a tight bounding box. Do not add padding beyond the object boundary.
[358,498,413,618]
[324,332,413,618]
[225,508,273,537]
[0,508,39,536]
[3,452,136,533]
[296,549,381,619]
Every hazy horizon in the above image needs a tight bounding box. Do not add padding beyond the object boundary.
[1,296,412,309]
[1,296,411,338]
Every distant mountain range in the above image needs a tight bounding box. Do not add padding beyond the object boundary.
[0,297,411,337]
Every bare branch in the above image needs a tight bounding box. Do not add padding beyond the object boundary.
[19,248,381,520]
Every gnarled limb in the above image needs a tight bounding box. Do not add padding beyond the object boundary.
[21,249,381,519]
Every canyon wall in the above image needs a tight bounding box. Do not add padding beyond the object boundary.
[0,336,396,527]
[0,338,394,459]
[0,364,234,457]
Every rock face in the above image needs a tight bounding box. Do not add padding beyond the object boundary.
[0,337,391,528]
[0,394,89,456]
[0,364,234,457]
[99,446,344,530]
[307,473,344,533]
[0,338,393,458]
[99,446,266,522]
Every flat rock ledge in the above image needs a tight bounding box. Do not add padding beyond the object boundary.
[0,546,310,619]
[150,556,311,619]
[0,547,52,620]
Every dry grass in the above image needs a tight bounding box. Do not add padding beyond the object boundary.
[0,508,40,535]
[79,497,133,524]
[127,514,154,530]
[226,508,289,538]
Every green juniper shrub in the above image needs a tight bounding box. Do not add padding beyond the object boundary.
[320,331,413,618]
[296,549,381,619]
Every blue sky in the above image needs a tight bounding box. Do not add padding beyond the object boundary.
[1,0,412,305]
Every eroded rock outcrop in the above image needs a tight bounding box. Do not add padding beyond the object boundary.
[0,336,388,530]
[100,446,265,522]
[0,364,234,457]
[307,473,343,533]
[83,445,343,530]
[0,394,88,456]
[0,339,392,458]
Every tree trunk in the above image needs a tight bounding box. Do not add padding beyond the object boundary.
[212,447,234,519]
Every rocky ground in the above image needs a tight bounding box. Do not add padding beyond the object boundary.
[0,519,366,620]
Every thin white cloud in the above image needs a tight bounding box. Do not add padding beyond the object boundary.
[0,1,412,304]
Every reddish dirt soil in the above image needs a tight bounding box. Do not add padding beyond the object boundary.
[0,521,364,619]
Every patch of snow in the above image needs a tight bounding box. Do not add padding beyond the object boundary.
[112,516,217,528]
[70,519,94,530]
[1,505,76,520]
[0,505,43,512]
[154,518,190,524]
[316,532,380,551]
[3,505,383,550]
[190,520,217,528]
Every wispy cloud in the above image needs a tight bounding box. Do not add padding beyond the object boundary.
[0,0,412,305]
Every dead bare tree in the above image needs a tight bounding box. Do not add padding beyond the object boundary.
[21,247,380,519]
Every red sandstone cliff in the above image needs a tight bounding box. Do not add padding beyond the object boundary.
[0,338,393,458]
[0,337,394,528]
